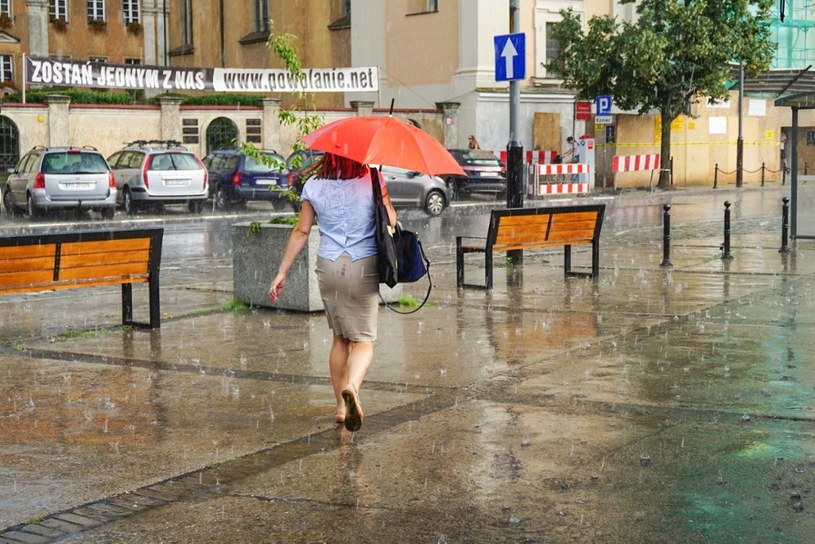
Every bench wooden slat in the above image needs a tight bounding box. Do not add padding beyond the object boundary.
[0,271,56,292]
[59,263,150,281]
[0,276,150,296]
[60,238,151,256]
[0,244,57,259]
[0,255,57,274]
[59,248,151,269]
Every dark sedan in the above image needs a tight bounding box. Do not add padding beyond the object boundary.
[444,149,507,200]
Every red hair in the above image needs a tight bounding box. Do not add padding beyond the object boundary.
[312,153,369,180]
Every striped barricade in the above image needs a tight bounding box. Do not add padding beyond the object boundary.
[611,154,660,190]
[534,163,590,196]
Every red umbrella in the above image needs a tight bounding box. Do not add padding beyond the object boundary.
[302,115,466,176]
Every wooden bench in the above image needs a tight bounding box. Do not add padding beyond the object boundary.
[456,204,605,289]
[0,228,164,328]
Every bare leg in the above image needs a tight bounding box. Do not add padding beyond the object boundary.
[341,340,374,431]
[345,340,374,391]
[329,334,350,417]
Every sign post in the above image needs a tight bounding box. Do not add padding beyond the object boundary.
[496,2,524,263]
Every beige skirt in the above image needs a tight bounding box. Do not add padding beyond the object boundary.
[315,253,379,342]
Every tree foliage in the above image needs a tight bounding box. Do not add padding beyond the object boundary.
[548,0,776,189]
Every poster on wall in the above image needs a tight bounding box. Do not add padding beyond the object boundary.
[24,56,379,93]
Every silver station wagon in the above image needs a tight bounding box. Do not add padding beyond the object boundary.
[3,146,117,219]
[107,140,208,214]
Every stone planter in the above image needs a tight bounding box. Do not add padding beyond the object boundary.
[232,222,401,312]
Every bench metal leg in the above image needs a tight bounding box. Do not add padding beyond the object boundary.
[563,245,572,276]
[592,239,600,277]
[485,251,494,290]
[121,283,133,325]
[149,274,161,329]
[456,238,464,288]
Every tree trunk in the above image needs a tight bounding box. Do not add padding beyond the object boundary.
[658,114,672,190]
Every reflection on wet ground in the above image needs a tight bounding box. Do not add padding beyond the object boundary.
[1,186,814,543]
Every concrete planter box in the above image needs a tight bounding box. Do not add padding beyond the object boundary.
[232,222,401,312]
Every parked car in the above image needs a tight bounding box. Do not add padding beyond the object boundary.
[286,150,451,216]
[445,149,507,200]
[377,166,451,216]
[3,146,117,219]
[203,148,291,210]
[106,140,208,214]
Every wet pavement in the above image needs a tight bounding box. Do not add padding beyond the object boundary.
[1,184,814,543]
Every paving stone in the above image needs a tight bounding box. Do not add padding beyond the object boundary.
[0,530,51,544]
[52,513,101,529]
[15,525,62,539]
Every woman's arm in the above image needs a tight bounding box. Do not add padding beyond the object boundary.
[268,201,316,301]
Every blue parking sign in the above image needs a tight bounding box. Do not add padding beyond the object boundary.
[494,33,525,81]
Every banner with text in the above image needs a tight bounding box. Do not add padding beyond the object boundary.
[25,57,379,93]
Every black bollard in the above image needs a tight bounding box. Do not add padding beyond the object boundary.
[761,163,765,187]
[780,197,790,253]
[713,164,718,189]
[722,201,733,260]
[660,204,672,268]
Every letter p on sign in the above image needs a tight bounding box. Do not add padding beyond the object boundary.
[596,95,612,116]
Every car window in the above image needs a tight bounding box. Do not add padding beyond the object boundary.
[245,153,283,173]
[56,152,108,174]
[224,156,239,170]
[461,150,501,166]
[126,151,144,169]
[42,154,63,174]
[169,153,202,170]
[17,153,35,173]
[107,151,122,168]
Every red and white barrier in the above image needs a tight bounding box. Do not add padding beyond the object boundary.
[536,163,588,176]
[538,182,590,195]
[611,153,660,191]
[612,154,660,173]
[497,150,558,166]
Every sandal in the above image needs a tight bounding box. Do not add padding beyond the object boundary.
[341,384,364,432]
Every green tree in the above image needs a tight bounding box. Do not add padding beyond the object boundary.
[549,0,775,189]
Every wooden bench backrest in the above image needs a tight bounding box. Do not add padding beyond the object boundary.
[0,229,163,296]
[488,204,605,252]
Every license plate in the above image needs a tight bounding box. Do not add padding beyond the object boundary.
[255,179,274,185]
[480,172,500,177]
[165,179,190,186]
[62,182,95,190]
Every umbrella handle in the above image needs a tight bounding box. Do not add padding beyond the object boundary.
[389,98,395,115]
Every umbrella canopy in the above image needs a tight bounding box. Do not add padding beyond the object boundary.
[302,116,466,176]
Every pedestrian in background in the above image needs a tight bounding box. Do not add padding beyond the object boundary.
[468,134,481,150]
[268,153,397,432]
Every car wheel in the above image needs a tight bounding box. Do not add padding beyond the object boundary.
[188,200,203,213]
[271,198,289,211]
[3,186,15,217]
[100,207,115,220]
[27,193,41,220]
[123,188,137,215]
[424,190,446,216]
[214,186,230,210]
[445,177,458,201]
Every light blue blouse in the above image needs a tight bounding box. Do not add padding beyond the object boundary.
[300,173,377,261]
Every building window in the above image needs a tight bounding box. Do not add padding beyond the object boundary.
[0,0,10,17]
[407,0,438,15]
[124,57,141,64]
[0,55,12,83]
[254,0,268,33]
[50,0,68,20]
[181,0,192,46]
[545,22,561,77]
[88,0,105,20]
[329,0,351,30]
[123,0,139,24]
[89,56,107,62]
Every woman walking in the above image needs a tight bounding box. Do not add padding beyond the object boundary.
[268,153,397,432]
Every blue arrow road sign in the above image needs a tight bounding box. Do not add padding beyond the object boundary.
[494,33,525,81]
